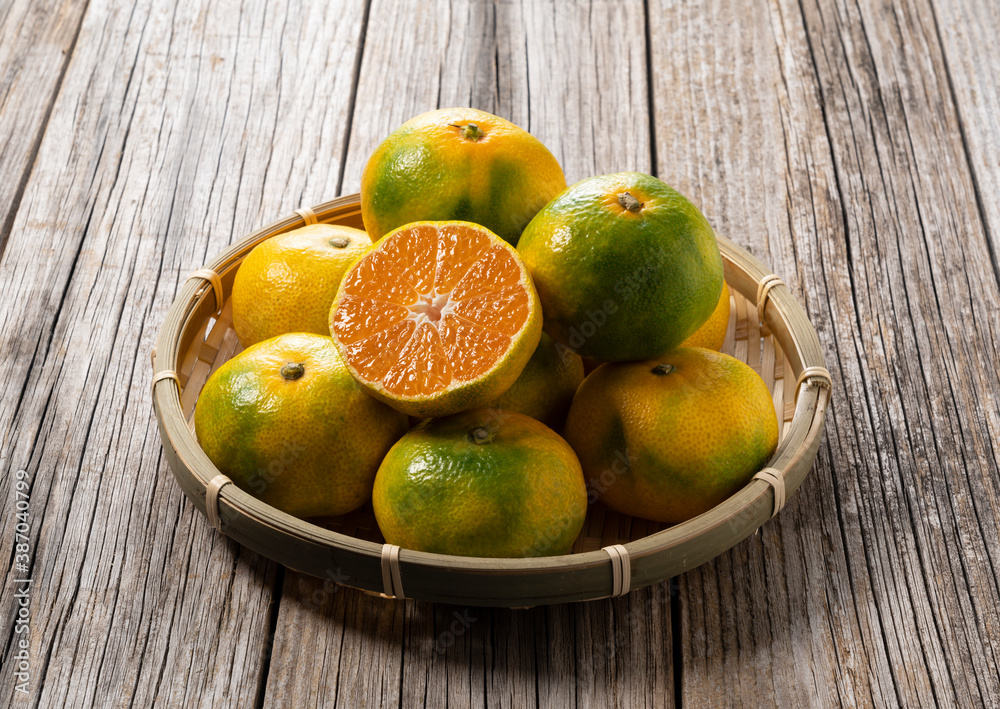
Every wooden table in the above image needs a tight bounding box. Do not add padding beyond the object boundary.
[2,0,998,706]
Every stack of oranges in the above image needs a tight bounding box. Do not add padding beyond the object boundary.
[195,108,779,559]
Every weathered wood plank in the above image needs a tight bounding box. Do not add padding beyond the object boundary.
[0,0,89,258]
[929,0,1000,284]
[266,578,674,709]
[338,0,652,192]
[262,1,669,706]
[650,0,1000,706]
[648,4,865,704]
[0,0,368,705]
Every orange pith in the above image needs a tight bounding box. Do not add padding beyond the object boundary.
[331,222,535,403]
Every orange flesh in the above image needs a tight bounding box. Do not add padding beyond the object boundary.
[332,223,531,397]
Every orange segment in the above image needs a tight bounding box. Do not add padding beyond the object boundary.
[450,244,521,300]
[378,222,439,293]
[451,285,530,336]
[340,319,416,380]
[439,314,510,381]
[330,294,409,345]
[435,223,492,291]
[383,323,452,396]
[341,250,418,304]
[330,221,542,417]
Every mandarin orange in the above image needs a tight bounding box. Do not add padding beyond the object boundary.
[361,108,566,245]
[329,221,542,418]
[195,333,408,519]
[564,348,778,524]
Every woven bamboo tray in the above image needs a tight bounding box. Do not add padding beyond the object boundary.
[152,194,831,606]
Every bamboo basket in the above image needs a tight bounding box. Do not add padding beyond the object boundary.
[152,194,831,606]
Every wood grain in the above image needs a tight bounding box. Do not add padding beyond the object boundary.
[0,0,368,705]
[0,0,89,258]
[800,2,1000,704]
[929,0,1000,283]
[650,0,1000,706]
[648,3,861,703]
[264,577,673,709]
[261,1,671,706]
[338,0,652,191]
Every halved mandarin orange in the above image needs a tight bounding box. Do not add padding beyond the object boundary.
[329,221,542,418]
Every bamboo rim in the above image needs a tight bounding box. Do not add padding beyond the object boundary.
[152,194,831,606]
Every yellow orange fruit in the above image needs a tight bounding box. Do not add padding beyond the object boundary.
[680,281,731,350]
[490,332,584,430]
[232,224,371,348]
[329,221,542,418]
[518,172,724,361]
[373,408,587,557]
[194,333,408,518]
[361,108,567,245]
[564,348,778,524]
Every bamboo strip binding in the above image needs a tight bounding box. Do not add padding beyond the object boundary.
[756,274,784,326]
[188,268,224,315]
[205,474,233,532]
[295,206,319,225]
[381,544,405,599]
[603,544,632,597]
[151,369,180,394]
[751,467,785,519]
[795,366,832,401]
